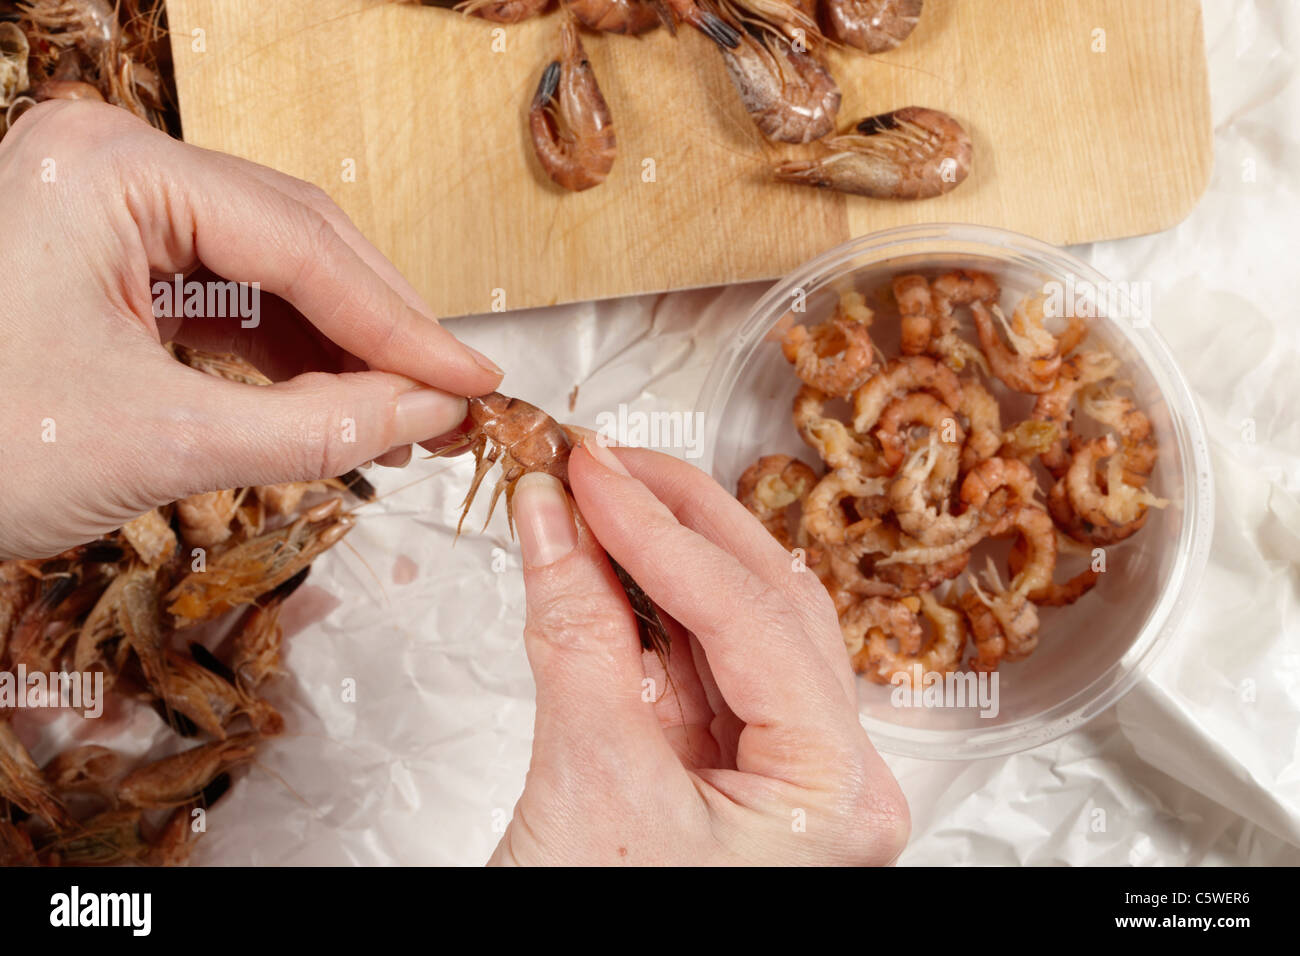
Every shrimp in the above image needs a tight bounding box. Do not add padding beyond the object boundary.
[165,498,353,627]
[821,0,923,53]
[886,434,972,542]
[714,28,840,143]
[1008,532,1097,607]
[228,567,309,691]
[781,291,876,397]
[1060,435,1167,541]
[39,809,149,866]
[736,455,819,548]
[998,419,1059,463]
[859,592,966,685]
[0,562,36,662]
[852,354,963,434]
[893,274,934,355]
[117,733,259,809]
[562,0,661,33]
[120,507,176,568]
[716,0,823,45]
[923,269,996,373]
[456,0,552,22]
[1078,383,1158,485]
[955,378,1002,472]
[801,468,888,547]
[0,821,37,866]
[440,392,670,658]
[840,595,922,669]
[0,720,74,828]
[1032,349,1120,475]
[830,522,968,597]
[529,22,616,192]
[793,385,886,473]
[154,646,284,739]
[1,22,30,110]
[961,507,1056,665]
[874,391,961,471]
[659,0,743,44]
[774,107,971,199]
[970,295,1064,394]
[43,745,125,799]
[74,564,152,690]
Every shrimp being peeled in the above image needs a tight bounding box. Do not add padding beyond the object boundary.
[775,107,971,199]
[529,22,616,192]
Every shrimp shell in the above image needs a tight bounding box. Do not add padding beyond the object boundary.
[118,733,259,809]
[563,0,661,33]
[774,107,971,199]
[719,30,841,144]
[0,720,74,828]
[456,0,552,22]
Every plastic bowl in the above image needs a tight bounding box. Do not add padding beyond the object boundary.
[697,224,1213,760]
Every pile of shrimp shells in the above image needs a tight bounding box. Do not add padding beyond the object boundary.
[428,0,970,199]
[734,272,1168,687]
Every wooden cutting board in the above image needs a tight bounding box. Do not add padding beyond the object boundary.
[166,0,1210,318]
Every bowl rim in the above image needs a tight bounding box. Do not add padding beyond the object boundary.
[697,223,1215,760]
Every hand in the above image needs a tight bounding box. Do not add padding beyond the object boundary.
[0,100,502,560]
[493,441,909,866]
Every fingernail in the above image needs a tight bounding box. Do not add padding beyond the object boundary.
[464,344,503,378]
[583,438,629,476]
[515,473,578,568]
[393,389,468,446]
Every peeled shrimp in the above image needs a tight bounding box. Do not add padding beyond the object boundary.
[1032,349,1120,475]
[840,594,922,672]
[852,354,962,434]
[801,467,888,547]
[774,107,971,199]
[1058,435,1167,542]
[175,489,240,550]
[886,434,970,546]
[1078,384,1158,485]
[821,0,923,53]
[530,22,616,192]
[926,269,997,373]
[893,274,935,356]
[970,295,1064,394]
[782,291,876,397]
[716,29,841,143]
[737,455,819,548]
[955,378,1002,472]
[859,592,966,685]
[1009,532,1097,607]
[793,385,885,473]
[874,390,962,472]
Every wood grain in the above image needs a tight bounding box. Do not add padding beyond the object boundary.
[166,0,1211,318]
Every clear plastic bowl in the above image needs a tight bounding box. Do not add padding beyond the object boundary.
[697,224,1214,760]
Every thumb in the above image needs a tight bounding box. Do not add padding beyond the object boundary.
[148,362,467,497]
[513,472,664,761]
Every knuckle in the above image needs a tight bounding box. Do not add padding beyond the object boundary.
[283,372,361,478]
[836,755,911,863]
[524,587,634,651]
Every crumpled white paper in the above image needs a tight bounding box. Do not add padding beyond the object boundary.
[15,0,1296,866]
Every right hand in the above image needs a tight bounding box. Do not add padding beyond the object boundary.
[493,440,909,866]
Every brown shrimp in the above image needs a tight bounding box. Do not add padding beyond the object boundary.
[0,720,74,828]
[165,498,353,627]
[793,385,885,473]
[1032,349,1120,475]
[840,595,922,672]
[717,0,824,45]
[43,744,125,800]
[118,733,259,810]
[1008,533,1097,607]
[926,269,997,373]
[893,274,934,355]
[736,455,818,548]
[530,22,616,192]
[781,291,876,397]
[1078,383,1159,485]
[970,295,1063,394]
[821,0,923,53]
[443,392,670,658]
[0,820,37,866]
[830,522,968,597]
[801,467,888,547]
[714,28,841,144]
[562,0,661,32]
[874,390,962,474]
[456,0,552,22]
[1059,435,1166,541]
[886,434,973,546]
[227,567,309,691]
[858,592,966,685]
[852,354,963,433]
[774,107,971,199]
[955,378,1002,472]
[659,0,744,44]
[154,646,284,739]
[39,809,150,866]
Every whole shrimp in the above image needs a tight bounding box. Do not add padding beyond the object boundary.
[38,809,149,866]
[716,0,823,45]
[712,27,841,143]
[0,720,74,828]
[227,566,309,691]
[165,498,353,627]
[154,645,284,740]
[781,291,876,397]
[736,454,818,549]
[117,733,259,809]
[441,393,670,658]
[774,107,971,199]
[529,22,617,192]
[562,0,661,33]
[821,0,923,53]
[43,744,125,800]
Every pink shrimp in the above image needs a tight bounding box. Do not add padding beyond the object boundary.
[736,454,819,548]
[852,355,963,434]
[782,292,876,397]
